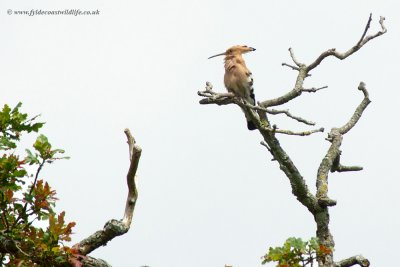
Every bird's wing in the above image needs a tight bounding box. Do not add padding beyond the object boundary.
[244,71,255,105]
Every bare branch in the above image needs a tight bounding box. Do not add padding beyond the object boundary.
[197,90,235,100]
[123,128,141,226]
[244,103,317,127]
[357,13,373,46]
[260,66,308,108]
[357,15,387,46]
[260,141,276,161]
[289,47,303,67]
[258,129,318,213]
[338,82,371,135]
[74,219,129,256]
[245,102,268,112]
[318,197,337,207]
[301,86,328,93]
[282,62,300,71]
[282,62,312,78]
[330,152,363,173]
[266,126,324,136]
[267,108,316,126]
[335,255,370,267]
[80,256,112,267]
[74,129,141,256]
[307,15,387,72]
[260,140,271,150]
[317,82,370,202]
[259,15,385,111]
[205,81,213,91]
[334,165,363,172]
[198,95,235,105]
[317,127,342,201]
[198,82,236,105]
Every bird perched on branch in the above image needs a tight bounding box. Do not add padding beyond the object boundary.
[208,45,257,130]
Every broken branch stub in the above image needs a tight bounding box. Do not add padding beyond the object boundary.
[73,129,141,262]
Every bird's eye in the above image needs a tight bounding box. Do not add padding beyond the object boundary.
[243,45,248,48]
[227,49,232,53]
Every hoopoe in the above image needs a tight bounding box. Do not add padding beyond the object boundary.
[209,45,257,130]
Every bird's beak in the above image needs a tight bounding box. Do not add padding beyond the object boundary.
[208,52,226,59]
[249,47,256,51]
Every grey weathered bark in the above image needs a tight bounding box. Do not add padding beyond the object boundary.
[72,129,141,266]
[199,14,386,267]
[335,255,370,267]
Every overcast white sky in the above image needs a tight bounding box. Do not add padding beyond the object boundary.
[1,0,399,266]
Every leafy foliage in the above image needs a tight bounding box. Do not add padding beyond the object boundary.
[262,237,332,267]
[0,103,75,266]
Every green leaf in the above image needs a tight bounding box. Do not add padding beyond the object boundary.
[309,237,319,250]
[25,149,40,165]
[52,149,65,154]
[286,237,306,250]
[0,104,12,127]
[262,237,320,266]
[24,192,34,203]
[10,102,22,114]
[33,134,52,159]
[269,247,284,260]
[0,136,16,149]
[31,122,45,132]
[13,169,27,178]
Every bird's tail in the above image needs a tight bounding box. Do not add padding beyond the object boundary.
[244,90,257,130]
[247,120,257,130]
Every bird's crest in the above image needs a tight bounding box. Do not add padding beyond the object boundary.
[208,45,256,59]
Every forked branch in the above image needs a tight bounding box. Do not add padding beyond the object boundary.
[260,14,385,109]
[199,82,321,131]
[307,14,386,72]
[198,81,236,105]
[316,82,370,203]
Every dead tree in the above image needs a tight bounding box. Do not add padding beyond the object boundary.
[198,14,386,267]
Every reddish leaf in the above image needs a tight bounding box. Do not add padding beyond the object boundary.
[319,245,332,255]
